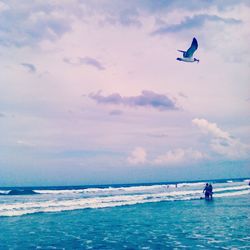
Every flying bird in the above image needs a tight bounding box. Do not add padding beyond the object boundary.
[177,37,199,63]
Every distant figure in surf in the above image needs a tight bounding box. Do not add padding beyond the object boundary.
[203,183,209,199]
[203,183,213,200]
[208,184,213,199]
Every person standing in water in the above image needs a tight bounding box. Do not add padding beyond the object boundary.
[203,183,210,200]
[203,183,213,200]
[208,183,213,199]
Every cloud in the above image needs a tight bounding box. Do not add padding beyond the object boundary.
[0,1,246,47]
[17,140,35,147]
[0,2,9,12]
[127,147,147,164]
[63,57,105,70]
[192,118,230,139]
[0,2,72,47]
[109,110,123,116]
[140,0,249,13]
[152,14,241,35]
[89,90,178,111]
[154,148,206,165]
[80,57,105,70]
[127,147,206,166]
[192,118,250,159]
[146,133,168,138]
[103,8,141,27]
[178,92,188,99]
[209,137,250,159]
[0,112,7,118]
[21,63,36,73]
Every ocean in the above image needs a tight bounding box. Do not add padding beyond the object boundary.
[0,178,249,249]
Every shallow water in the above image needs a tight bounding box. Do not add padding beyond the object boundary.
[0,180,249,249]
[0,196,249,249]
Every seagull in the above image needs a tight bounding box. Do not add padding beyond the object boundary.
[177,37,199,63]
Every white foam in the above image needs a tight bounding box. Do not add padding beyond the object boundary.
[214,185,249,192]
[214,190,250,197]
[35,189,88,194]
[34,182,206,196]
[177,182,205,188]
[1,186,249,217]
[35,185,171,195]
[34,182,247,197]
[0,190,10,195]
[1,182,249,217]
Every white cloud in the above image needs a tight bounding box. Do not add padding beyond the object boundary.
[17,140,35,147]
[127,147,147,164]
[192,118,229,139]
[193,118,250,159]
[0,1,9,12]
[154,148,206,165]
[210,137,250,159]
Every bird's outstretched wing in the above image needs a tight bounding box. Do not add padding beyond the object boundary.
[185,38,198,58]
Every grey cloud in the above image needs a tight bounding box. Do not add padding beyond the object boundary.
[64,57,105,70]
[118,9,141,26]
[103,8,141,27]
[140,0,250,13]
[21,63,36,73]
[178,92,188,99]
[109,110,123,116]
[0,1,247,47]
[152,14,241,35]
[79,0,249,16]
[0,2,72,47]
[146,133,168,138]
[0,1,141,47]
[79,57,105,70]
[89,90,178,111]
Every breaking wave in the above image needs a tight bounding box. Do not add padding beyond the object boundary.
[0,180,249,217]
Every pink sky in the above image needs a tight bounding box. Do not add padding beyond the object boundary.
[0,1,250,185]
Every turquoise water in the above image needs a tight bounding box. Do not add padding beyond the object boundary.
[0,180,249,249]
[0,195,249,249]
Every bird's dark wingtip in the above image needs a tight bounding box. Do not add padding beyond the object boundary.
[192,37,198,48]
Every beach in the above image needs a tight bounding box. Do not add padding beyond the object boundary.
[1,1,250,249]
[0,179,249,249]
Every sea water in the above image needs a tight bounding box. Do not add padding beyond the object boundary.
[0,179,249,249]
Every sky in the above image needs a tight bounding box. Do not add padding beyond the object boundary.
[0,0,250,186]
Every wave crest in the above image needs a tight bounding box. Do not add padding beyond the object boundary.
[0,183,249,217]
